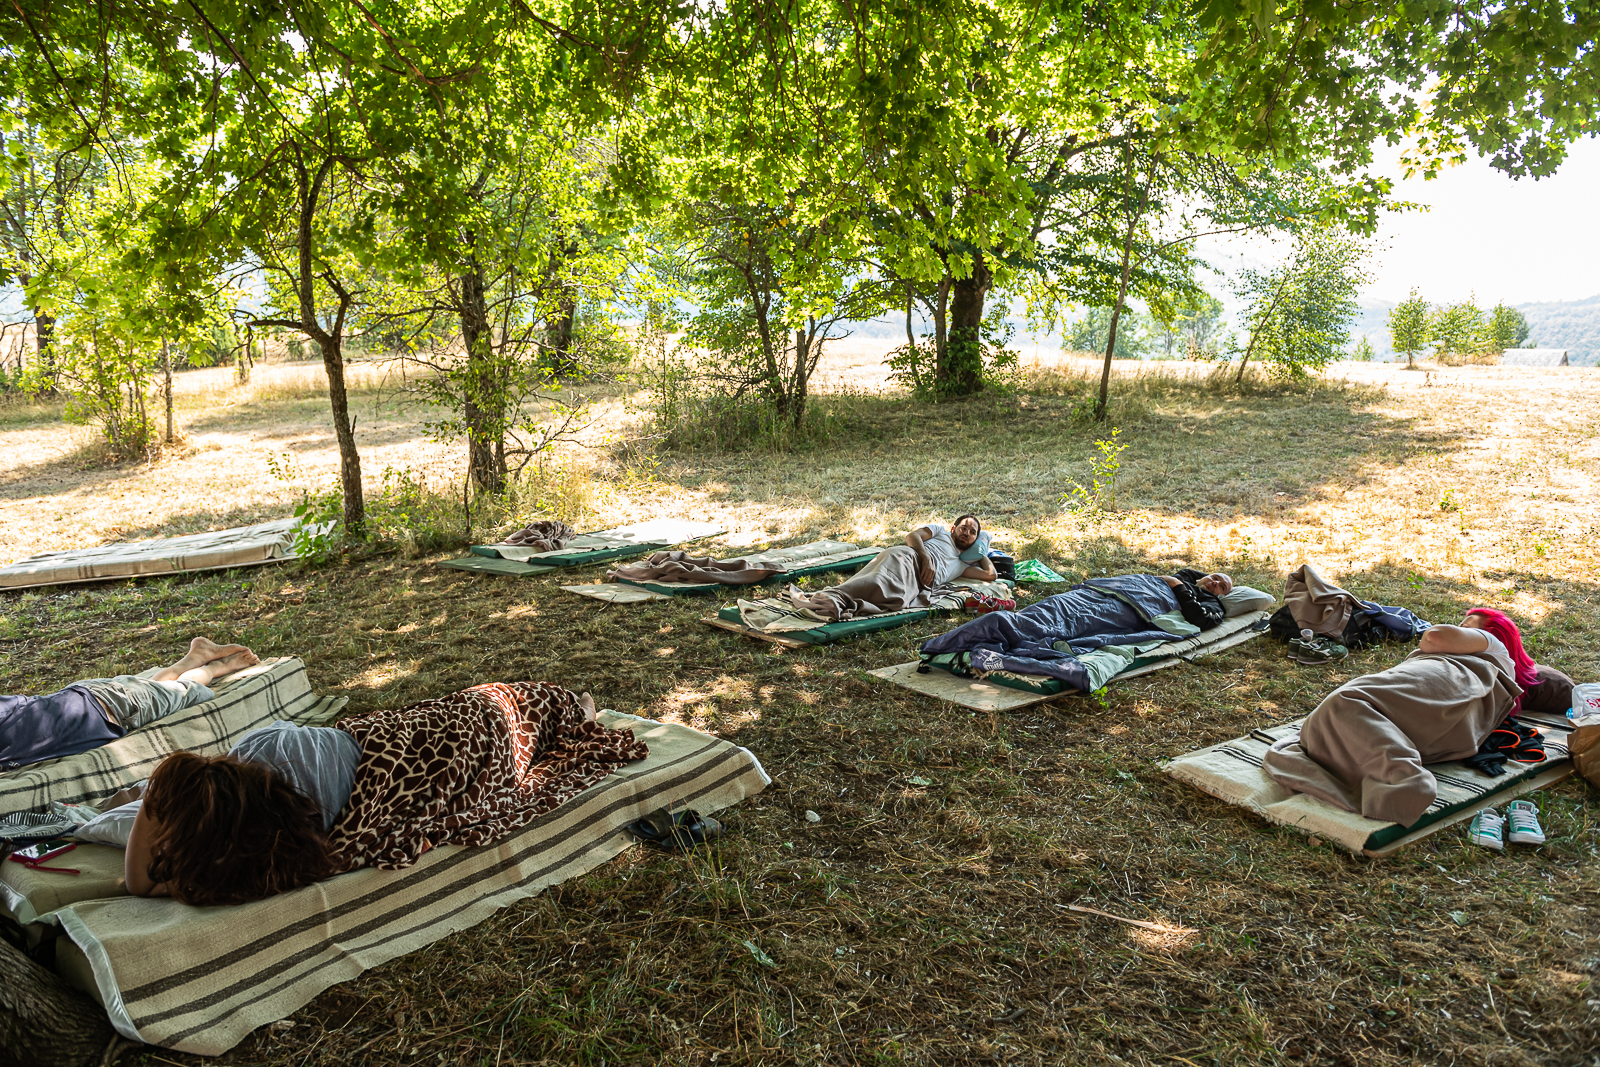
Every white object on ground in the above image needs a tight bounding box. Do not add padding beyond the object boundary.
[1505,799,1546,846]
[1571,683,1600,720]
[1467,808,1505,851]
[804,810,821,823]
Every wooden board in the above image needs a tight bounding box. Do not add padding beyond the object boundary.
[701,616,815,650]
[867,660,1064,711]
[1362,764,1575,858]
[437,556,555,577]
[562,583,670,604]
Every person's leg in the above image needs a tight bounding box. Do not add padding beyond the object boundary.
[175,648,260,685]
[150,637,252,682]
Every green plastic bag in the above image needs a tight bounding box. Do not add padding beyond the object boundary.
[1013,559,1065,583]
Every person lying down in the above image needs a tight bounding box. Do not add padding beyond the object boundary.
[1264,607,1562,826]
[917,568,1236,686]
[784,514,994,621]
[0,638,259,771]
[118,681,648,906]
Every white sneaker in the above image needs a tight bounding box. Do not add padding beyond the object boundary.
[1505,799,1546,846]
[1467,808,1505,850]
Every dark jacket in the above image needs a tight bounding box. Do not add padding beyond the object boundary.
[1170,569,1225,630]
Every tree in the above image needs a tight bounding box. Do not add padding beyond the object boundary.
[1231,231,1369,382]
[1486,303,1530,354]
[1430,297,1487,364]
[1389,290,1431,368]
[1151,291,1225,359]
[1069,306,1149,360]
[1351,336,1376,361]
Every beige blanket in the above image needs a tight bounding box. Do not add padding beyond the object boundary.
[1263,643,1521,824]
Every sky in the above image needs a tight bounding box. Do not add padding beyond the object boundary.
[1199,136,1600,308]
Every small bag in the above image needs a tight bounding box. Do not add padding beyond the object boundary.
[1571,683,1600,720]
[986,550,1016,582]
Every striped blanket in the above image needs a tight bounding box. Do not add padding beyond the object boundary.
[0,518,316,590]
[0,657,345,816]
[39,713,769,1054]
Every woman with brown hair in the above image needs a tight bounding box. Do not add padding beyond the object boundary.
[125,683,649,906]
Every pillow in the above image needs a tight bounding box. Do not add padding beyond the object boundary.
[74,799,142,848]
[1220,585,1275,617]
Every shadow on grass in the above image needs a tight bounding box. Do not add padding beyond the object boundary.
[640,365,1461,534]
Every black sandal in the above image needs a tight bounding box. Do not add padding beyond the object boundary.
[627,808,723,852]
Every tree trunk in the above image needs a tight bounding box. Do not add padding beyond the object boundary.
[545,293,577,378]
[790,327,809,430]
[163,338,174,445]
[942,251,991,398]
[932,277,950,385]
[0,936,119,1067]
[32,310,56,396]
[1097,155,1153,421]
[459,266,505,495]
[322,337,365,535]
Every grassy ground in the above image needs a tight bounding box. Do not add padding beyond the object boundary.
[3,354,1599,1067]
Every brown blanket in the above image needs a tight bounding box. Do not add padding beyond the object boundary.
[328,682,648,872]
[499,520,578,550]
[1264,639,1521,825]
[787,545,929,621]
[608,551,783,586]
[1283,563,1360,638]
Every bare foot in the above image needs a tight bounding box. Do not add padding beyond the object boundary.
[579,692,597,722]
[187,637,250,665]
[179,648,260,685]
[164,637,249,676]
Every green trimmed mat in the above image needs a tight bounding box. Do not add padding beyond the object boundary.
[438,556,556,577]
[710,602,948,646]
[1163,711,1576,855]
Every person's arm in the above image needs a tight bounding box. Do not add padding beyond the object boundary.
[1419,625,1491,656]
[124,804,171,897]
[905,527,936,586]
[961,555,997,581]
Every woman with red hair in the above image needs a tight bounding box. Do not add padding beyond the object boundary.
[1264,608,1538,828]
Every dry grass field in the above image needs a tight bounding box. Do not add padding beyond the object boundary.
[2,349,1598,1067]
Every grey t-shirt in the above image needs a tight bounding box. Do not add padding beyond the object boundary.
[77,667,214,730]
[919,524,993,586]
[230,720,361,831]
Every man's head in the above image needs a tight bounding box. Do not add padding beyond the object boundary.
[951,514,982,551]
[1197,572,1233,597]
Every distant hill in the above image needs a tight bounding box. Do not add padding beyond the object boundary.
[1517,294,1600,366]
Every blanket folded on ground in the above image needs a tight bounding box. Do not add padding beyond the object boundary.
[608,540,865,587]
[484,518,725,562]
[498,519,577,551]
[328,683,648,872]
[609,551,786,586]
[737,578,1012,633]
[0,518,317,590]
[40,712,769,1054]
[0,657,345,816]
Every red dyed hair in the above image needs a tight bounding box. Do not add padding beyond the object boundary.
[1466,607,1540,711]
[143,752,335,906]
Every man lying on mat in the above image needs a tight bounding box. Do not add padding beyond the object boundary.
[0,637,259,770]
[1263,607,1541,826]
[124,684,649,905]
[917,567,1234,682]
[785,514,994,621]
